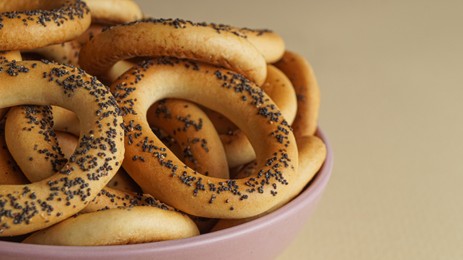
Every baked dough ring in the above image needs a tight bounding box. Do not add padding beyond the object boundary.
[23,206,199,246]
[0,60,124,236]
[99,60,230,178]
[84,0,143,24]
[274,50,320,137]
[6,105,140,193]
[147,100,229,178]
[5,108,199,244]
[5,106,165,214]
[79,18,267,86]
[208,65,297,167]
[0,0,91,51]
[112,58,298,219]
[212,135,327,231]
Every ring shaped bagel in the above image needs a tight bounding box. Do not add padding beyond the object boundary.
[212,135,327,231]
[101,57,228,177]
[0,60,124,236]
[208,65,297,167]
[0,0,91,51]
[84,0,143,24]
[6,105,140,193]
[79,18,267,86]
[147,100,229,178]
[4,106,199,244]
[274,50,321,137]
[23,206,199,246]
[112,58,298,219]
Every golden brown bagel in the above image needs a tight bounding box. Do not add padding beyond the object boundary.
[6,105,140,193]
[84,0,143,24]
[88,57,230,178]
[112,58,298,219]
[23,206,199,246]
[0,60,124,236]
[274,50,320,137]
[212,135,327,231]
[79,18,267,85]
[0,0,91,51]
[7,115,198,245]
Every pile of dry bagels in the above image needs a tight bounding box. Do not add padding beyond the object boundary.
[0,0,326,246]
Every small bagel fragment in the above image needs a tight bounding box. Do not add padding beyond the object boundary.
[274,50,320,137]
[0,60,124,236]
[0,0,91,51]
[23,207,199,246]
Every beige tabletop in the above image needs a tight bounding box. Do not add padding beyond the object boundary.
[137,0,463,259]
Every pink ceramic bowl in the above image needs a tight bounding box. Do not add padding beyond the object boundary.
[0,129,333,260]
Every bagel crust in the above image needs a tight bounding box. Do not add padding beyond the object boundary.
[212,135,327,231]
[79,18,267,85]
[112,58,298,219]
[147,99,229,178]
[0,60,124,236]
[0,0,91,51]
[84,0,143,24]
[274,51,321,137]
[23,207,199,246]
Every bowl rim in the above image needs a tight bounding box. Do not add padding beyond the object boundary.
[0,128,333,256]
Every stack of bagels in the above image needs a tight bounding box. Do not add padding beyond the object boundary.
[0,0,326,246]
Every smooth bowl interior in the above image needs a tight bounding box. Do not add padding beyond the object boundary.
[0,128,333,260]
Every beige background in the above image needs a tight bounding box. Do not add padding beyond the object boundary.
[136,1,463,259]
